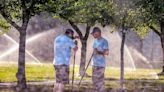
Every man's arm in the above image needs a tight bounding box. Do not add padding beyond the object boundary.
[94,49,109,56]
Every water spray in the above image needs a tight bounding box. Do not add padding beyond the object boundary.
[0,34,42,64]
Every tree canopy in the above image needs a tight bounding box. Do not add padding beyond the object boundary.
[136,0,164,34]
[47,0,114,26]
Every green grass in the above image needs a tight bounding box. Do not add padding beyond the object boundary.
[0,63,55,82]
[0,62,164,91]
[0,62,164,82]
[0,63,17,82]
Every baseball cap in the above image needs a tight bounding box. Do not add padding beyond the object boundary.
[91,27,101,34]
[65,29,74,34]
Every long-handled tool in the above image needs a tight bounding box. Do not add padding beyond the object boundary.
[71,40,78,92]
[78,52,94,87]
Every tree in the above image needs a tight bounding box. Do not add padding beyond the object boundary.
[113,0,133,90]
[136,0,164,74]
[105,0,143,91]
[0,0,57,91]
[48,0,114,76]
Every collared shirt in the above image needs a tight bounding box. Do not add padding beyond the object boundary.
[92,37,109,67]
[53,34,75,65]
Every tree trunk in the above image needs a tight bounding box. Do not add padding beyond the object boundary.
[160,19,164,73]
[120,29,126,91]
[68,21,90,76]
[16,28,27,91]
[151,32,155,61]
[140,39,144,54]
[79,39,87,75]
[149,23,164,74]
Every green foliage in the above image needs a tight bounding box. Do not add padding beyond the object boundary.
[137,0,164,21]
[0,0,22,22]
[0,0,57,27]
[48,0,114,26]
[112,0,154,38]
[136,0,164,32]
[133,25,149,39]
[0,18,9,35]
[127,8,151,38]
[112,0,138,28]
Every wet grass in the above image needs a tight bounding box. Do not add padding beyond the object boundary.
[0,63,164,92]
[0,63,55,82]
[0,62,164,82]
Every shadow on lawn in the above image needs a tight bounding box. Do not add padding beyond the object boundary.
[0,85,91,92]
[0,78,164,92]
[1,84,164,92]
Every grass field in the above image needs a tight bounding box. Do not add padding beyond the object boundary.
[0,62,164,82]
[0,62,164,92]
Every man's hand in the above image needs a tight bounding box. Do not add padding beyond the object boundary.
[74,36,80,39]
[72,36,80,39]
[104,50,109,55]
[73,46,78,52]
[73,40,78,52]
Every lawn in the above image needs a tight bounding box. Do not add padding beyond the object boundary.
[0,62,164,82]
[0,62,164,92]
